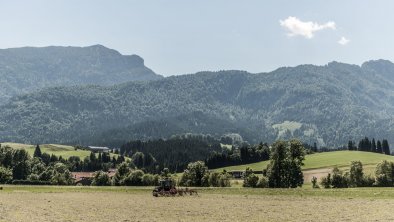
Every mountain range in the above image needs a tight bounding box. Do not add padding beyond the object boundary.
[1,45,394,148]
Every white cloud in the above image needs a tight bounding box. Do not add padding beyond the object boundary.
[279,16,336,39]
[338,36,350,45]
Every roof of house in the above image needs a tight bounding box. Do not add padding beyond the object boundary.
[72,171,116,181]
[87,146,110,150]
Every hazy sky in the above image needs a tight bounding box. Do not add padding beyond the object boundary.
[0,1,392,76]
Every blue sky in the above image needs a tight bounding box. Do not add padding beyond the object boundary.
[0,1,392,76]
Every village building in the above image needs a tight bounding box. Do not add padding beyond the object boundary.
[87,146,110,152]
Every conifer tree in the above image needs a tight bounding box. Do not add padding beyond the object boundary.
[313,142,318,152]
[372,138,377,153]
[33,144,42,158]
[348,141,354,151]
[377,140,383,153]
[382,139,390,155]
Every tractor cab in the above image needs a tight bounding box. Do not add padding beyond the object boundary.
[156,178,174,191]
[152,178,175,196]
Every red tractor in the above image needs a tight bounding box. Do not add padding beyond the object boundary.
[152,178,198,197]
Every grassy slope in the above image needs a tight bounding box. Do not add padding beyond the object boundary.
[2,142,95,159]
[216,151,394,172]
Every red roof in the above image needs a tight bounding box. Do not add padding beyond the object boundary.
[71,171,116,181]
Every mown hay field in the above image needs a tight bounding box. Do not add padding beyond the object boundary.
[216,151,394,172]
[1,186,394,222]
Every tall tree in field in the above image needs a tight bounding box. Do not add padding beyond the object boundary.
[266,140,287,188]
[266,139,305,188]
[286,139,306,188]
[33,144,42,158]
[382,139,390,155]
[377,140,383,153]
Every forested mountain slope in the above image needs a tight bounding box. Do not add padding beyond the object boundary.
[0,45,161,104]
[1,60,394,147]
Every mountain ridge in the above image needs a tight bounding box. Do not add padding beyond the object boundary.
[1,52,394,147]
[0,45,162,104]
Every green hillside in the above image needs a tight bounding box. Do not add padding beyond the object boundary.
[2,142,94,159]
[3,60,394,147]
[216,151,394,172]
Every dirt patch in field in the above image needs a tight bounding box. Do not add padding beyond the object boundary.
[303,168,331,183]
[1,191,394,222]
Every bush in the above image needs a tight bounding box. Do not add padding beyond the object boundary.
[141,174,155,186]
[123,170,144,186]
[311,176,319,188]
[180,161,210,187]
[112,162,131,186]
[243,168,259,187]
[208,171,220,187]
[374,160,394,187]
[0,167,12,184]
[362,175,375,187]
[50,163,74,185]
[256,176,268,188]
[244,174,259,187]
[320,173,331,188]
[218,171,231,187]
[27,173,40,182]
[207,170,232,187]
[91,171,111,186]
[331,167,348,188]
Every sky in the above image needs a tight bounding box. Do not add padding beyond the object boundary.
[0,0,392,76]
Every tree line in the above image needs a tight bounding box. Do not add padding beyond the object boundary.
[205,143,270,169]
[348,137,390,155]
[120,137,222,173]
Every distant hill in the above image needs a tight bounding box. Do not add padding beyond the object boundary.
[0,45,162,104]
[1,60,394,147]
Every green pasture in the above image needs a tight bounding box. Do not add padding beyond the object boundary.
[216,151,394,172]
[1,142,122,159]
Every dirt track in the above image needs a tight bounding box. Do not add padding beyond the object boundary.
[1,191,394,222]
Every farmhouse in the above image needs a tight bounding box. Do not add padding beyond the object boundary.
[87,146,110,152]
[228,170,263,178]
[72,169,116,185]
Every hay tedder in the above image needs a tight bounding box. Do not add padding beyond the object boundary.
[152,178,198,197]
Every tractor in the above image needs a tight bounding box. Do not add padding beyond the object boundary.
[152,178,198,197]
